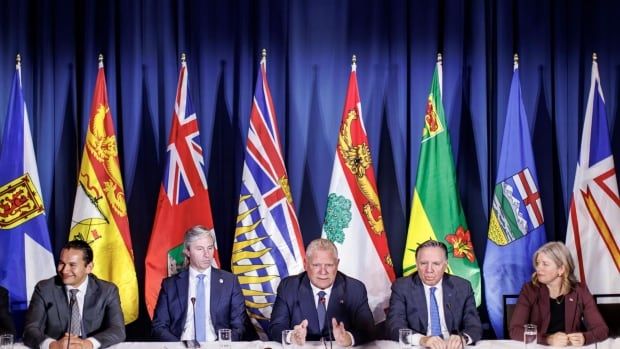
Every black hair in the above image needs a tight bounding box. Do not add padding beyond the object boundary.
[63,239,94,265]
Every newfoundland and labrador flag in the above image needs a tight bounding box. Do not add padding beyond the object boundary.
[145,57,219,318]
[0,59,55,330]
[69,59,138,323]
[483,60,546,338]
[566,57,620,295]
[233,53,305,338]
[403,59,481,305]
[321,58,395,323]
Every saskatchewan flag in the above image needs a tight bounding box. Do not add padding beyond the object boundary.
[403,59,481,305]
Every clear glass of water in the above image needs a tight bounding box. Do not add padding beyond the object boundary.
[398,328,413,348]
[218,328,232,349]
[523,324,537,348]
[282,329,293,348]
[0,334,13,349]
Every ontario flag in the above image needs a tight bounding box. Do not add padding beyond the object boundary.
[145,56,218,318]
[233,52,305,339]
[69,57,139,323]
[566,56,620,295]
[0,57,55,332]
[321,57,395,323]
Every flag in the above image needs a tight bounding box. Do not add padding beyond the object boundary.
[403,59,481,305]
[0,59,55,329]
[321,58,395,323]
[69,59,138,323]
[566,57,620,295]
[483,60,546,338]
[233,53,305,339]
[145,57,218,318]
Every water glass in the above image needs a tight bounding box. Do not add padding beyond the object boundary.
[398,328,413,348]
[281,329,293,348]
[523,324,537,348]
[218,328,231,349]
[0,334,13,349]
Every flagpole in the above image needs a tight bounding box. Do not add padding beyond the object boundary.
[437,53,443,96]
[592,52,597,62]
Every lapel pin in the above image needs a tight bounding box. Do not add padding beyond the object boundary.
[219,278,223,284]
[569,297,574,302]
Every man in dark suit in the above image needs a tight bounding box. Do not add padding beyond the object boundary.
[268,238,375,346]
[151,225,246,342]
[386,240,482,349]
[0,285,15,335]
[23,239,125,349]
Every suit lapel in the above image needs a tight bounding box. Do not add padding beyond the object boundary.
[300,276,320,333]
[82,276,100,336]
[442,276,455,331]
[175,271,190,321]
[327,274,345,323]
[53,277,70,332]
[565,289,579,330]
[412,275,428,330]
[210,269,223,322]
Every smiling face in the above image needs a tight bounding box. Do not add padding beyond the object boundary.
[416,246,448,286]
[535,252,565,287]
[57,248,93,287]
[185,234,215,272]
[305,248,339,290]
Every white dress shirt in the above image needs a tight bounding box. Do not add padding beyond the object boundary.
[181,266,217,341]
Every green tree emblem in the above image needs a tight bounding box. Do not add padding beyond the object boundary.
[323,193,352,244]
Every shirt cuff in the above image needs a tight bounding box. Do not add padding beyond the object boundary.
[411,333,424,346]
[88,337,102,349]
[346,331,355,347]
[462,332,473,345]
[41,338,54,349]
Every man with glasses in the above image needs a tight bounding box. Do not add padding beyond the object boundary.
[268,238,375,347]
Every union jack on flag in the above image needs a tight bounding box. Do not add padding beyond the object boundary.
[163,66,208,204]
[233,52,305,339]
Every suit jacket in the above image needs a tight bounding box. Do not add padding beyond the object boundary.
[151,268,247,341]
[268,271,376,345]
[0,286,15,335]
[386,273,482,343]
[509,281,608,345]
[23,275,125,348]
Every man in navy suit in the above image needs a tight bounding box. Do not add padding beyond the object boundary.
[268,238,375,346]
[386,240,482,349]
[151,226,246,342]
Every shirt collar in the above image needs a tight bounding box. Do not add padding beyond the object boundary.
[65,275,89,294]
[189,266,211,279]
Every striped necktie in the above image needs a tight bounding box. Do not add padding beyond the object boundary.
[317,291,327,331]
[195,274,206,341]
[69,289,81,336]
[429,287,442,337]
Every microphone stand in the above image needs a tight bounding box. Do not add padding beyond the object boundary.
[446,303,466,349]
[188,297,201,348]
[319,296,333,349]
[67,296,74,349]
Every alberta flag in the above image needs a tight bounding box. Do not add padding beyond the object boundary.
[0,59,55,329]
[145,57,219,318]
[321,58,395,323]
[403,59,481,305]
[483,59,546,338]
[70,58,139,323]
[566,57,620,295]
[233,53,305,339]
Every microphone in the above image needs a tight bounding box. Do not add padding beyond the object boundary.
[446,303,466,349]
[319,296,333,349]
[185,297,201,348]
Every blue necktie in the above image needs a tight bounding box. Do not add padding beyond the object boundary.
[195,274,206,341]
[317,291,327,331]
[430,287,442,337]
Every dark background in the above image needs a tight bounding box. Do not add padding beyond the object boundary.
[1,0,619,340]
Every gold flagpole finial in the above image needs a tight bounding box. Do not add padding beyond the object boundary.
[514,53,519,65]
[181,53,186,64]
[437,53,443,64]
[592,52,598,62]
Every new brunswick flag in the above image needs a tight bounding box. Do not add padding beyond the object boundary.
[69,58,138,323]
[403,59,481,305]
[321,58,395,322]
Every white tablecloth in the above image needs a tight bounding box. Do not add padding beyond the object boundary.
[10,338,620,348]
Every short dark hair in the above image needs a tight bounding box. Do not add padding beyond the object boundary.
[63,239,94,265]
[415,239,448,260]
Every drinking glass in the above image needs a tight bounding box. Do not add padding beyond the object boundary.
[0,334,13,349]
[398,328,413,348]
[281,329,294,348]
[218,328,231,349]
[523,324,537,348]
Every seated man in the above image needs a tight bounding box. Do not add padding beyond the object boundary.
[23,240,125,349]
[0,285,15,335]
[268,238,375,346]
[152,225,246,342]
[386,239,482,349]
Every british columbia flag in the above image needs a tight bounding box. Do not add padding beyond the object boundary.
[233,52,305,339]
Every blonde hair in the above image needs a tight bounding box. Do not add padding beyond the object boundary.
[306,238,338,261]
[532,241,578,293]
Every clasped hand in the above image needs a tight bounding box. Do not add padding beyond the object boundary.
[292,318,353,347]
[50,333,93,349]
[420,334,465,349]
[547,332,585,347]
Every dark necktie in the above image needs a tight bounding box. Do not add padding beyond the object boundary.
[69,289,81,336]
[430,287,442,337]
[195,274,206,341]
[317,290,327,331]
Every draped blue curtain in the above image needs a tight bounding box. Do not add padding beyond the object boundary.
[1,0,619,339]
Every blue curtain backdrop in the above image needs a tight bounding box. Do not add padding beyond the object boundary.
[1,0,619,339]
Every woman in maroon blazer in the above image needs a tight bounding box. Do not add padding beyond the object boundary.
[509,241,608,346]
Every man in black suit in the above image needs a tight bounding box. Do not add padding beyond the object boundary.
[0,285,15,335]
[386,239,482,349]
[151,225,247,342]
[23,240,125,349]
[268,238,375,346]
